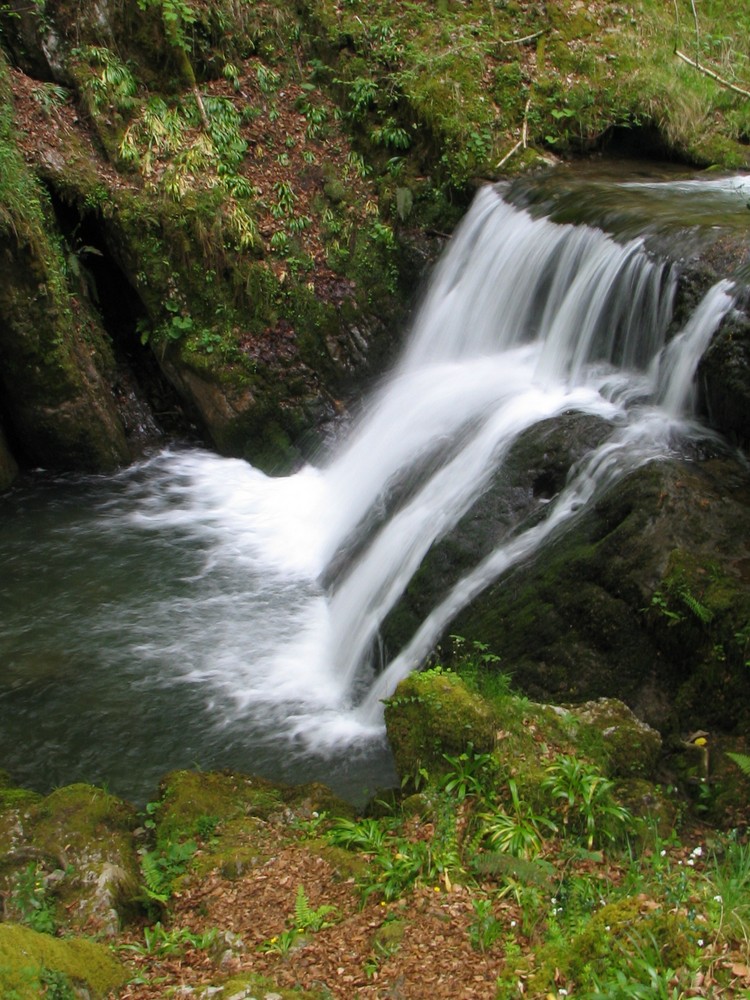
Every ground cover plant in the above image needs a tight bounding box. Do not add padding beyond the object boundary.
[0,649,745,999]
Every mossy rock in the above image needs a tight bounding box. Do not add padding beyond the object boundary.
[0,923,126,999]
[561,698,663,779]
[0,782,141,937]
[614,778,678,839]
[151,770,355,879]
[523,894,698,994]
[383,669,497,783]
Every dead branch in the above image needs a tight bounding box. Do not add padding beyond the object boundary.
[675,49,750,99]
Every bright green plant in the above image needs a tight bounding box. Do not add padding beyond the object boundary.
[725,751,750,777]
[327,816,389,852]
[121,921,218,957]
[479,779,556,859]
[9,862,58,935]
[142,840,197,902]
[73,46,138,115]
[259,928,298,955]
[271,180,296,218]
[440,744,497,801]
[468,897,504,952]
[705,837,750,945]
[293,884,338,932]
[542,755,630,848]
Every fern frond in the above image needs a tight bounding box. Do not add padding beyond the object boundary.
[726,751,750,777]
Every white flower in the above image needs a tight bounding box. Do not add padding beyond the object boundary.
[698,938,704,947]
[660,849,667,856]
[714,894,723,903]
[691,845,703,858]
[687,858,695,866]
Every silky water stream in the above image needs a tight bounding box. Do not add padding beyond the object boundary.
[1,170,747,805]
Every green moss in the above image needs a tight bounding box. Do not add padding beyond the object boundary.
[0,924,126,999]
[524,895,698,994]
[384,669,497,782]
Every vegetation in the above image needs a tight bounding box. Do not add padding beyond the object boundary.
[0,643,747,996]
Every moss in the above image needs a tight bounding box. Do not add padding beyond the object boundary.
[524,895,698,994]
[562,699,663,779]
[384,669,497,783]
[0,923,126,999]
[153,770,355,877]
[0,783,141,936]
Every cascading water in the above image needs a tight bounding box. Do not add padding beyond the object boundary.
[0,176,742,804]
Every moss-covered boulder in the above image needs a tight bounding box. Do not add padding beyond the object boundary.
[452,453,750,737]
[560,698,663,779]
[0,54,131,474]
[0,782,141,937]
[0,923,126,999]
[383,669,497,783]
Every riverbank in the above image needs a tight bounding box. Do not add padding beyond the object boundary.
[2,662,749,999]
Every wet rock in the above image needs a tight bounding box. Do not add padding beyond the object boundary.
[453,452,750,737]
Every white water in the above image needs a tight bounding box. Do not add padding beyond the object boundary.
[0,182,739,801]
[107,187,736,732]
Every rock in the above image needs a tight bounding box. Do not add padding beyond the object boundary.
[0,923,126,998]
[383,669,497,783]
[0,781,141,937]
[453,453,750,737]
[560,697,662,779]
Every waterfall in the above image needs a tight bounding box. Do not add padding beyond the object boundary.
[0,179,740,802]
[119,185,737,745]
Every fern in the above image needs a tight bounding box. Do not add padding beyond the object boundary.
[142,852,169,902]
[293,885,338,932]
[142,840,197,902]
[726,751,750,777]
[677,585,714,624]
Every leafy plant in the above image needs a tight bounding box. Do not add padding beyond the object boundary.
[9,862,58,935]
[468,897,504,952]
[259,928,298,955]
[293,885,338,932]
[725,751,750,777]
[440,744,497,801]
[542,755,630,848]
[479,779,556,859]
[142,840,197,902]
[122,921,218,957]
[327,816,389,852]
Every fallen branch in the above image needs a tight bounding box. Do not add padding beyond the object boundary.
[497,29,546,46]
[496,97,532,169]
[675,49,750,99]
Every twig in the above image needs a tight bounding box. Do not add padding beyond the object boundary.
[497,29,546,46]
[496,97,532,170]
[496,139,523,169]
[675,49,750,99]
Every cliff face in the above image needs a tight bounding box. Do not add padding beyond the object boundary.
[1,0,748,481]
